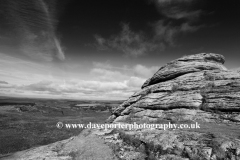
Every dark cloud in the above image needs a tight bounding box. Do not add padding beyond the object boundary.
[0,81,15,89]
[163,9,202,20]
[151,0,201,20]
[22,81,59,93]
[0,81,8,84]
[150,0,204,46]
[95,0,204,57]
[152,20,203,46]
[95,23,158,57]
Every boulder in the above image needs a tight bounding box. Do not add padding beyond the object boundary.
[111,53,240,124]
[106,53,240,159]
[142,53,227,88]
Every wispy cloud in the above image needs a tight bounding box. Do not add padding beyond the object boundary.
[90,68,129,82]
[152,0,201,20]
[151,0,204,46]
[230,67,240,72]
[18,79,141,99]
[92,62,159,78]
[163,9,202,20]
[133,64,159,78]
[20,31,65,62]
[95,23,158,57]
[92,61,112,69]
[0,55,160,99]
[92,61,131,71]
[6,0,65,62]
[126,76,146,88]
[0,53,58,84]
[0,81,8,84]
[153,20,203,46]
[0,53,161,99]
[95,0,204,56]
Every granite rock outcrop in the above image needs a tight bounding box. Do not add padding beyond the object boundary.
[109,53,240,124]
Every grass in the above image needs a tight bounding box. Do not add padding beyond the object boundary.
[119,130,142,148]
[0,112,110,155]
[118,130,168,159]
[0,99,115,155]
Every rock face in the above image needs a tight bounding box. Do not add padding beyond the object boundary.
[141,53,226,89]
[3,53,240,160]
[109,53,240,124]
[105,53,240,160]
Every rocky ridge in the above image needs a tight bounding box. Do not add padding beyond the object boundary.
[2,53,240,160]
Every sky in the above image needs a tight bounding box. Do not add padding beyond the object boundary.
[0,0,240,100]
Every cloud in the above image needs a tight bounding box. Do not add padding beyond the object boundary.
[0,81,8,84]
[230,67,240,72]
[151,0,204,46]
[153,20,202,46]
[154,1,203,22]
[0,82,16,91]
[133,64,159,78]
[154,0,193,3]
[92,61,159,78]
[5,0,65,62]
[92,61,132,72]
[92,61,112,69]
[0,53,160,99]
[92,61,160,79]
[95,23,158,57]
[95,0,204,56]
[22,81,59,93]
[20,80,133,99]
[126,76,146,88]
[180,22,202,32]
[163,9,202,20]
[20,31,65,62]
[15,63,157,99]
[94,35,108,50]
[90,68,129,81]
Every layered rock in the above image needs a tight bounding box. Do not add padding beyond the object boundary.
[141,53,226,88]
[103,53,240,160]
[109,53,240,124]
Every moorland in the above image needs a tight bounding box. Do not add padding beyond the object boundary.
[0,96,122,156]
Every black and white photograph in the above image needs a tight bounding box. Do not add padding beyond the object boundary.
[0,0,240,159]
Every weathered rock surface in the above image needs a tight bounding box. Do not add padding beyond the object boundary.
[3,53,240,160]
[142,53,227,88]
[106,53,240,159]
[110,53,240,124]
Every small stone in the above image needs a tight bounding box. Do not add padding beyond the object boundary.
[202,147,212,160]
[236,148,240,156]
[232,115,240,122]
[211,154,217,160]
[221,141,235,151]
